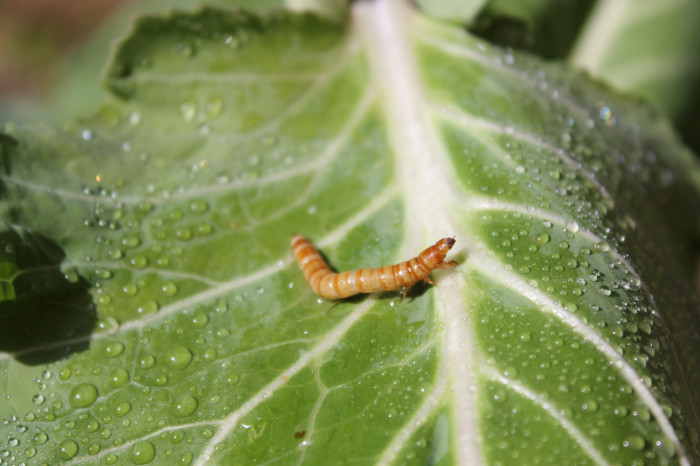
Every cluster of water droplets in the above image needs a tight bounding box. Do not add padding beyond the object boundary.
[470,207,688,462]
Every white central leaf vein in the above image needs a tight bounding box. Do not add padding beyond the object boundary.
[356,0,481,463]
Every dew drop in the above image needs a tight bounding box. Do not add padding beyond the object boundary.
[86,420,100,432]
[33,432,48,445]
[582,400,599,412]
[130,256,148,268]
[595,241,610,252]
[189,199,209,213]
[180,451,194,465]
[161,282,178,297]
[156,256,170,266]
[175,228,192,240]
[191,313,209,328]
[122,284,138,296]
[121,236,141,248]
[59,439,79,459]
[95,268,113,279]
[96,317,120,335]
[107,248,124,260]
[166,347,192,370]
[114,401,132,417]
[214,300,229,313]
[179,101,196,121]
[205,95,224,118]
[104,342,125,358]
[154,375,169,386]
[109,368,130,387]
[623,435,645,451]
[536,233,550,244]
[129,111,142,126]
[170,394,198,417]
[137,300,159,315]
[139,355,156,369]
[196,223,213,235]
[105,453,118,464]
[170,430,185,444]
[635,407,651,421]
[655,437,675,457]
[97,295,112,306]
[69,384,98,408]
[130,440,156,464]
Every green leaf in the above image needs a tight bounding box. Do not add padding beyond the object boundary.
[2,1,700,464]
[411,0,488,24]
[473,0,596,59]
[569,0,700,118]
[45,0,294,124]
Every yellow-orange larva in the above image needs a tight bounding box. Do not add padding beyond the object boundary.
[291,235,457,300]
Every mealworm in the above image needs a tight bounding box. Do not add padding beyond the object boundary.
[291,235,457,300]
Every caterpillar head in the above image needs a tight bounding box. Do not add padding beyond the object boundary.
[436,237,456,255]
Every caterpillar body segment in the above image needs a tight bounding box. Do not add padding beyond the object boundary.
[290,235,457,300]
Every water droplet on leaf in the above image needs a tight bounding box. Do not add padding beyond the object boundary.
[69,384,98,408]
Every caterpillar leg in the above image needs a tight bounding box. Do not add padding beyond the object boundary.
[401,276,435,300]
[435,260,458,269]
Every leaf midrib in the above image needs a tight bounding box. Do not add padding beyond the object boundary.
[355,1,482,463]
